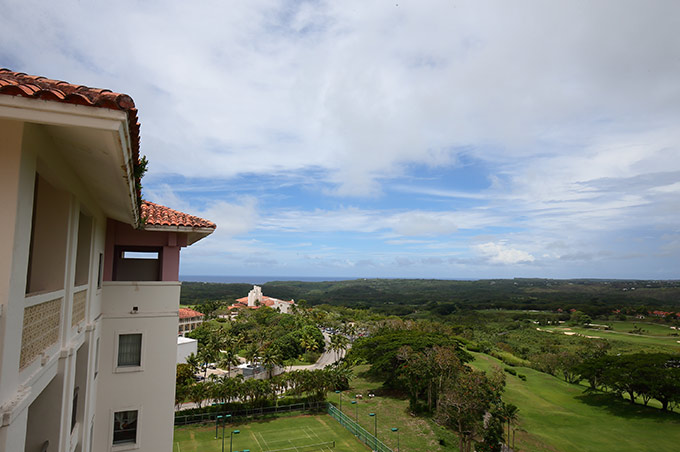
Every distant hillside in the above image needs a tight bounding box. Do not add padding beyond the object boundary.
[180,278,680,316]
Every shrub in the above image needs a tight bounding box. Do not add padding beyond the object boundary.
[518,374,527,381]
[504,367,517,376]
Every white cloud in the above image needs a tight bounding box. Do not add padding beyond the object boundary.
[4,1,679,196]
[475,242,536,265]
[3,1,679,278]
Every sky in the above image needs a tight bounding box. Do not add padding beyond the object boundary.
[2,0,679,279]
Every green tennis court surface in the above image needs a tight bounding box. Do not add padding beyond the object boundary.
[173,414,370,452]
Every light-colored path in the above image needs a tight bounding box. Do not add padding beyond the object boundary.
[289,333,350,371]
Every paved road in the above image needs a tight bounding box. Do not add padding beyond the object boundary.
[289,333,349,371]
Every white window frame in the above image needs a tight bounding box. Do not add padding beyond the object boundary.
[113,330,145,373]
[110,406,142,451]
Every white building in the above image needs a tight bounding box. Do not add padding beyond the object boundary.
[176,337,198,365]
[178,307,204,336]
[230,285,295,314]
[0,69,215,452]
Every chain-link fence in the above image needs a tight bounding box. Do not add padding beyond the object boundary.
[327,403,394,452]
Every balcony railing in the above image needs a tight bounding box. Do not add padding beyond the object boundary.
[21,292,63,369]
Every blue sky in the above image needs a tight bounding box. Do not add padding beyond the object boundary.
[2,1,679,279]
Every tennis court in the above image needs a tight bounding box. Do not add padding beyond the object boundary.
[173,414,370,452]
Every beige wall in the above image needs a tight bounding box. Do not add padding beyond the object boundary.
[0,119,25,405]
[26,174,71,294]
[1,102,194,452]
[0,118,109,452]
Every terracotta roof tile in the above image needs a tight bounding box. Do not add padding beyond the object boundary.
[179,307,205,319]
[142,201,216,229]
[0,68,142,204]
[1,69,217,234]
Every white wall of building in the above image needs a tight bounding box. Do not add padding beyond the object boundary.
[93,282,180,452]
[177,337,198,364]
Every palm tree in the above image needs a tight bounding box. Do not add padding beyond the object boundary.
[188,381,209,409]
[299,332,319,360]
[260,343,284,379]
[501,403,519,447]
[243,343,261,367]
[185,352,201,376]
[217,333,241,377]
[218,350,240,378]
[175,384,189,410]
[330,334,350,361]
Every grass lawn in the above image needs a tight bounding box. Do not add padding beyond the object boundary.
[338,365,459,451]
[174,414,369,452]
[606,320,680,337]
[471,352,680,452]
[540,323,680,353]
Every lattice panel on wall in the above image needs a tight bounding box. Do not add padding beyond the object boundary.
[72,289,87,327]
[20,297,62,369]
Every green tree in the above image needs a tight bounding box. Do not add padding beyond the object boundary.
[176,363,195,387]
[329,334,350,361]
[188,381,210,409]
[185,352,201,375]
[501,403,519,447]
[437,367,505,452]
[218,333,241,377]
[260,343,284,379]
[569,310,592,326]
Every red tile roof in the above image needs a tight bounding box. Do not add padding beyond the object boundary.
[142,201,216,229]
[0,69,216,233]
[231,295,293,310]
[0,68,142,207]
[179,307,205,319]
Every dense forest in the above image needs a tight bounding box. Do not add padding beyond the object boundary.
[180,278,680,318]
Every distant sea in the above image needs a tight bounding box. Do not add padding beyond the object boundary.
[180,275,477,284]
[180,275,360,284]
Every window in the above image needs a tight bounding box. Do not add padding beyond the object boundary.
[89,420,94,452]
[71,387,79,432]
[113,410,137,445]
[74,212,92,286]
[117,334,142,367]
[97,253,104,289]
[113,247,162,281]
[94,337,100,378]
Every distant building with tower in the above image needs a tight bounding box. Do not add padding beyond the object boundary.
[228,285,295,314]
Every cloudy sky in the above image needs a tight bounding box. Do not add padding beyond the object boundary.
[3,0,679,279]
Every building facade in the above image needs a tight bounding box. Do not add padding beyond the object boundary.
[0,69,215,452]
[178,308,204,336]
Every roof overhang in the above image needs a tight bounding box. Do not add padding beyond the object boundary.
[0,94,140,225]
[143,225,215,245]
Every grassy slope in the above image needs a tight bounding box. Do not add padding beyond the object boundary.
[471,353,680,452]
[173,414,369,452]
[540,321,680,353]
[342,365,459,451]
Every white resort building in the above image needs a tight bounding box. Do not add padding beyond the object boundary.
[229,285,295,314]
[178,307,204,336]
[0,69,215,452]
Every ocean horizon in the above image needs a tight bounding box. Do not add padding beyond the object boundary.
[179,275,362,284]
[180,275,478,284]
